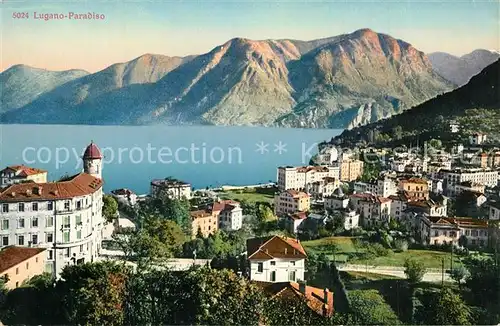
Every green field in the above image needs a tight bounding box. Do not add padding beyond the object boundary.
[217,186,276,205]
[351,249,462,269]
[302,236,462,269]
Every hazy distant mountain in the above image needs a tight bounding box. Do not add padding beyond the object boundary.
[2,29,452,128]
[0,65,89,114]
[331,60,499,147]
[428,49,500,86]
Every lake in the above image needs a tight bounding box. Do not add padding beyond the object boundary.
[0,124,342,194]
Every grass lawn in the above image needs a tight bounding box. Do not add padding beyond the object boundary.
[303,236,463,269]
[302,236,360,263]
[217,186,276,205]
[350,249,463,270]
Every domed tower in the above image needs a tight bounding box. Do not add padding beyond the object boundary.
[82,141,103,179]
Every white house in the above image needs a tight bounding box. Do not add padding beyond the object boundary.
[286,211,308,234]
[324,188,349,211]
[211,200,243,231]
[469,133,487,145]
[110,188,137,206]
[247,235,306,283]
[0,142,105,277]
[276,166,340,191]
[350,193,392,227]
[150,178,192,200]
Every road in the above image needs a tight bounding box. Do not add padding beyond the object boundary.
[337,264,452,282]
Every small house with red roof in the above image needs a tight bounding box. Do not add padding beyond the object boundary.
[209,199,243,231]
[0,246,46,289]
[247,235,307,283]
[0,165,48,188]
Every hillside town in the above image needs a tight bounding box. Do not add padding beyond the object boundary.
[1,132,499,325]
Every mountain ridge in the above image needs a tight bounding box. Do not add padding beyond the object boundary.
[0,28,456,128]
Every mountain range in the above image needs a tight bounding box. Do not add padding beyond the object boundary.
[329,59,499,147]
[428,49,499,86]
[0,28,496,128]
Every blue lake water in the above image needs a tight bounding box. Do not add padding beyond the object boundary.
[0,124,342,194]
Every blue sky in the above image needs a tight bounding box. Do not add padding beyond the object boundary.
[2,0,499,72]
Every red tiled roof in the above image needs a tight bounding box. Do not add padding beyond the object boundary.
[252,281,334,317]
[0,247,46,273]
[0,173,103,202]
[211,200,240,213]
[285,190,310,199]
[247,235,307,260]
[1,165,47,177]
[400,177,428,185]
[83,142,103,159]
[190,209,212,219]
[296,166,330,173]
[350,193,391,204]
[288,211,307,220]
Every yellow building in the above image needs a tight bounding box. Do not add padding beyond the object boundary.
[0,247,46,289]
[274,190,310,216]
[340,160,364,182]
[0,165,48,188]
[190,210,218,238]
[398,177,429,200]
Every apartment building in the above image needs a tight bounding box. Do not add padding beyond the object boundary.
[349,193,392,227]
[354,177,398,197]
[418,215,489,247]
[210,200,243,231]
[190,209,218,238]
[0,246,46,289]
[276,166,340,191]
[150,178,192,200]
[339,159,364,182]
[439,168,498,197]
[274,190,310,216]
[305,177,339,200]
[398,177,430,200]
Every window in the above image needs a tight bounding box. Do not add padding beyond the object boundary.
[77,230,82,240]
[46,216,54,228]
[46,233,53,243]
[290,261,296,266]
[434,231,439,237]
[32,203,38,211]
[36,257,38,263]
[65,248,70,257]
[270,271,276,282]
[18,218,25,228]
[63,231,70,243]
[32,234,38,245]
[18,235,24,245]
[75,215,82,225]
[257,262,263,273]
[2,236,8,246]
[76,201,82,209]
[64,201,70,211]
[2,204,9,213]
[32,217,38,228]
[80,244,84,252]
[270,261,276,266]
[1,220,9,230]
[18,203,25,212]
[63,216,70,228]
[26,262,29,269]
[289,271,296,281]
[16,267,19,275]
[47,202,53,211]
[48,250,53,260]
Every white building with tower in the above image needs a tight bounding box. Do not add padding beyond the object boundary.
[0,142,105,277]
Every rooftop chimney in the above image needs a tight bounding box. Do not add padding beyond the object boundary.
[299,281,307,294]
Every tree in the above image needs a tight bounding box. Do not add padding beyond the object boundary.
[394,238,408,252]
[103,194,118,223]
[404,258,426,286]
[458,234,468,247]
[417,288,471,325]
[256,203,276,223]
[348,290,401,325]
[392,126,403,140]
[57,261,130,326]
[450,265,468,288]
[124,267,264,325]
